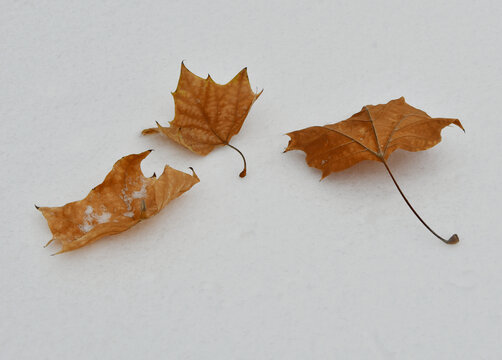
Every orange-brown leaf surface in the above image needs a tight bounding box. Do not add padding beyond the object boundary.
[286,97,464,179]
[37,151,199,254]
[142,62,262,177]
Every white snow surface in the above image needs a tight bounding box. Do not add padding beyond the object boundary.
[131,178,148,199]
[78,205,111,233]
[1,1,501,359]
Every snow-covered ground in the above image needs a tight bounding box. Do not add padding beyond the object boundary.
[1,1,501,358]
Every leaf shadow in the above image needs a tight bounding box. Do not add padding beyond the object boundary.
[320,149,438,188]
[140,132,192,154]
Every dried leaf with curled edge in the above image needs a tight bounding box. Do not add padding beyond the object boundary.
[285,97,464,245]
[142,62,262,177]
[36,151,199,254]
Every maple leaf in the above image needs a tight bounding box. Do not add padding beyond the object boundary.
[285,97,464,244]
[142,62,262,177]
[36,151,199,254]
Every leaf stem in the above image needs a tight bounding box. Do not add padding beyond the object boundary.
[382,160,459,245]
[226,143,247,178]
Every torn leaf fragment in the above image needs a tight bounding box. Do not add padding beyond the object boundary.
[37,151,199,254]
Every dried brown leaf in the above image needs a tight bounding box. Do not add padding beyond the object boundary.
[286,97,464,178]
[285,97,464,244]
[37,151,199,254]
[142,62,262,177]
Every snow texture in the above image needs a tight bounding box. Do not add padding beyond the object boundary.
[1,0,501,359]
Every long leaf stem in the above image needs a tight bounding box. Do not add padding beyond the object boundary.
[382,160,459,245]
[226,143,247,178]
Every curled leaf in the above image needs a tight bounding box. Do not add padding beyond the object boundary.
[142,62,262,177]
[37,151,199,254]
